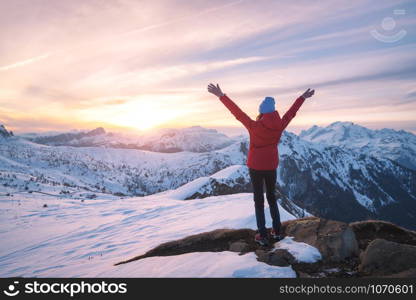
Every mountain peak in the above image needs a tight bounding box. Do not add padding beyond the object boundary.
[0,124,13,138]
[328,121,356,127]
[86,127,106,137]
[299,121,416,170]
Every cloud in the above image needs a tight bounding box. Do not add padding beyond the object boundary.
[0,53,51,71]
[0,0,415,132]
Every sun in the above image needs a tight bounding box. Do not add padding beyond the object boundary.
[79,95,194,131]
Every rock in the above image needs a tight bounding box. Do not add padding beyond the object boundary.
[281,217,359,262]
[378,268,416,278]
[229,241,250,253]
[255,249,295,267]
[255,249,269,263]
[115,228,257,265]
[359,239,416,276]
[350,220,416,250]
[269,249,296,266]
[297,271,313,278]
[0,124,12,138]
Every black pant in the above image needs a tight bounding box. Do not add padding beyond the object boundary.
[248,168,281,238]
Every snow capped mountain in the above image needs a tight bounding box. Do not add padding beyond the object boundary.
[137,126,235,153]
[0,135,246,197]
[165,165,251,200]
[1,122,415,229]
[278,131,416,230]
[299,121,416,170]
[0,124,13,138]
[157,164,310,218]
[21,125,235,153]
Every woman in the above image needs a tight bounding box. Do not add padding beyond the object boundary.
[207,83,315,246]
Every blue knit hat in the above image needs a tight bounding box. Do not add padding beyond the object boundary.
[259,96,275,114]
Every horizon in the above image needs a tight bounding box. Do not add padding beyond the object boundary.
[7,120,416,138]
[1,0,415,134]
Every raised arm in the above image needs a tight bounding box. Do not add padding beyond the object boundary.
[281,88,315,130]
[207,83,255,130]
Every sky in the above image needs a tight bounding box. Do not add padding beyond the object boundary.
[0,0,415,136]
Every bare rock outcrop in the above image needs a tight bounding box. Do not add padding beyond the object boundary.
[358,239,416,276]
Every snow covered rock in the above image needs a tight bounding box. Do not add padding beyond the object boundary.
[256,249,296,267]
[115,228,258,265]
[281,217,359,262]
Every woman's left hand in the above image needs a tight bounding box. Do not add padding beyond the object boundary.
[301,88,315,99]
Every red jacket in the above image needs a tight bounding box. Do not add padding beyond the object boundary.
[219,94,305,170]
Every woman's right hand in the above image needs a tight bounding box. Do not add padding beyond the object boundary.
[207,83,225,98]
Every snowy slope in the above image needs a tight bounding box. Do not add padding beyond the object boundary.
[0,136,245,196]
[299,122,416,170]
[0,187,304,277]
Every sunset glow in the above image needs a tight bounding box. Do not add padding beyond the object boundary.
[0,0,415,134]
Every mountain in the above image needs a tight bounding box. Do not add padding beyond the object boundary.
[136,126,235,153]
[278,132,416,230]
[21,125,235,153]
[157,164,309,218]
[0,135,246,197]
[2,123,415,229]
[0,124,13,138]
[299,121,416,170]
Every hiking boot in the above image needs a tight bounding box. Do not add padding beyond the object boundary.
[254,233,269,246]
[271,229,284,241]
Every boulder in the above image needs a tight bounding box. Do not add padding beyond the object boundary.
[255,249,295,267]
[229,241,250,253]
[281,217,359,262]
[349,220,416,250]
[359,239,416,276]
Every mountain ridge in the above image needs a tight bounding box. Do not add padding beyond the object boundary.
[1,122,415,229]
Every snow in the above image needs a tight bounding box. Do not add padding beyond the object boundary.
[0,136,245,196]
[211,165,245,179]
[165,177,210,200]
[103,252,296,278]
[352,190,377,212]
[273,237,322,263]
[0,190,297,277]
[299,121,416,170]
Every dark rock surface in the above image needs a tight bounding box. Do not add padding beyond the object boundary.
[350,220,416,250]
[115,228,258,265]
[358,239,416,276]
